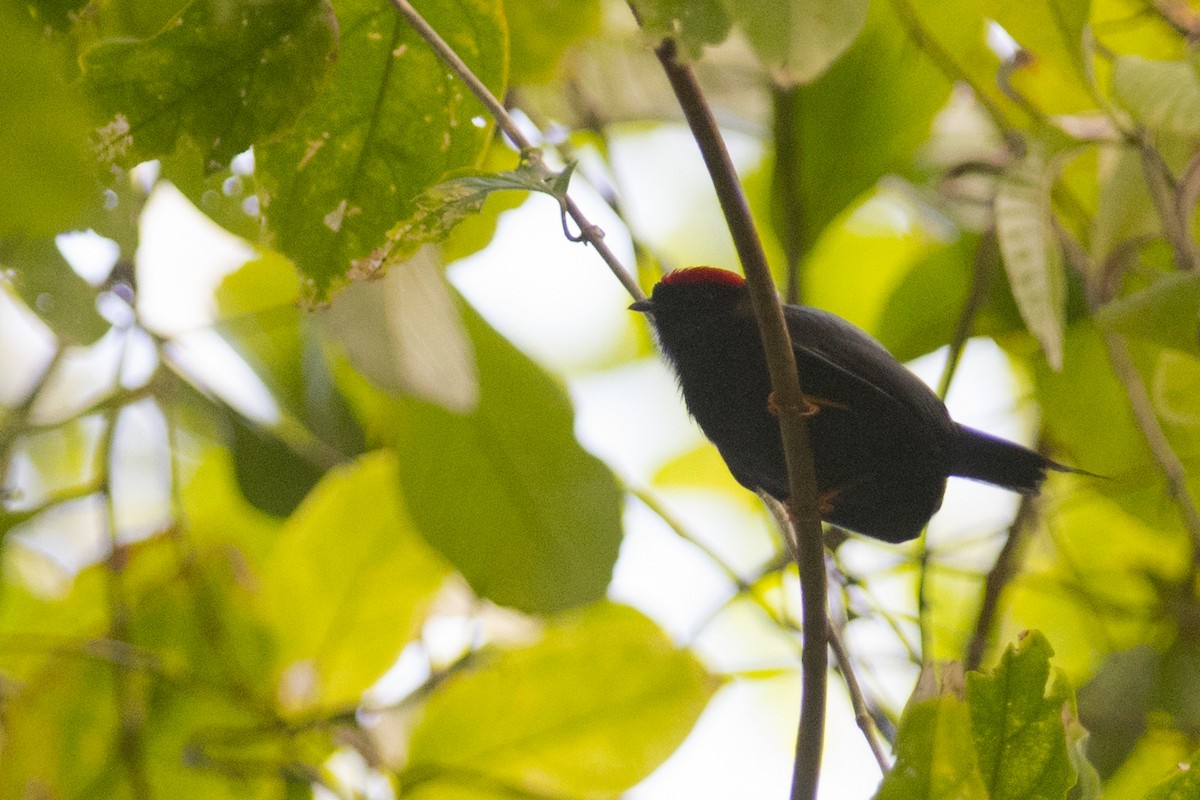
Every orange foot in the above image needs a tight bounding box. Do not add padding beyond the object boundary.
[817,487,841,516]
[767,391,848,417]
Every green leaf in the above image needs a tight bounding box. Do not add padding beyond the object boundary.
[403,603,718,797]
[1152,348,1200,427]
[874,663,989,800]
[82,0,338,171]
[2,237,110,345]
[628,0,733,60]
[775,0,980,252]
[723,0,868,86]
[1146,747,1200,800]
[322,247,479,413]
[1091,144,1159,265]
[0,539,302,799]
[995,146,1067,370]
[1077,646,1156,776]
[222,408,326,517]
[0,8,95,238]
[375,160,576,274]
[260,451,449,713]
[506,0,601,84]
[337,301,624,614]
[873,234,978,362]
[1113,56,1200,142]
[1099,272,1200,352]
[967,631,1078,800]
[255,0,506,303]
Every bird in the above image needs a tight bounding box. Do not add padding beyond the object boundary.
[630,266,1078,543]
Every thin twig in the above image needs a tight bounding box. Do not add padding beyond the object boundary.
[826,619,891,772]
[964,493,1037,671]
[1138,135,1198,272]
[652,38,827,800]
[388,0,643,301]
[628,484,795,634]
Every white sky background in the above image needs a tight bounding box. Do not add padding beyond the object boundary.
[3,120,1037,798]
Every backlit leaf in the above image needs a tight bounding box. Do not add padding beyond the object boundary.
[404,603,718,796]
[82,0,338,171]
[255,0,506,302]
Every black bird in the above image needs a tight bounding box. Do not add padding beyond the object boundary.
[631,267,1076,543]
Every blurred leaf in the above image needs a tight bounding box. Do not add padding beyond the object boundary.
[506,0,601,84]
[967,631,1078,799]
[654,442,750,495]
[995,146,1067,370]
[323,247,479,413]
[875,662,987,800]
[725,0,868,86]
[1036,325,1155,482]
[215,252,365,501]
[1146,746,1200,800]
[25,0,90,30]
[337,301,623,614]
[988,0,1095,114]
[1113,56,1200,142]
[1091,144,1159,265]
[223,409,325,518]
[0,9,95,238]
[2,238,109,345]
[629,0,732,60]
[255,0,506,303]
[260,451,448,713]
[801,186,965,340]
[1153,348,1200,426]
[1097,272,1200,354]
[175,418,285,566]
[403,603,718,797]
[160,140,265,241]
[775,0,980,252]
[1091,0,1190,61]
[1077,646,1157,776]
[1104,728,1197,800]
[0,538,305,799]
[0,546,109,681]
[987,0,1090,76]
[82,0,338,171]
[379,160,575,274]
[874,234,978,362]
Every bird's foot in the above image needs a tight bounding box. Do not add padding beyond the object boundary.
[767,391,847,417]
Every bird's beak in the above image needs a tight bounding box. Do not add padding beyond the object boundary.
[629,298,654,313]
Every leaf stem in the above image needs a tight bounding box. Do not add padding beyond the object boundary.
[651,38,827,800]
[388,0,643,300]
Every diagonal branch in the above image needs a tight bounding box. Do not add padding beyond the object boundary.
[388,0,643,300]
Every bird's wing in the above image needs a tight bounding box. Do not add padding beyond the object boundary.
[784,306,953,429]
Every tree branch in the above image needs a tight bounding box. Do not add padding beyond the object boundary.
[651,39,827,800]
[389,0,644,301]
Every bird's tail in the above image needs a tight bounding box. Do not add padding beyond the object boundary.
[948,424,1070,494]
